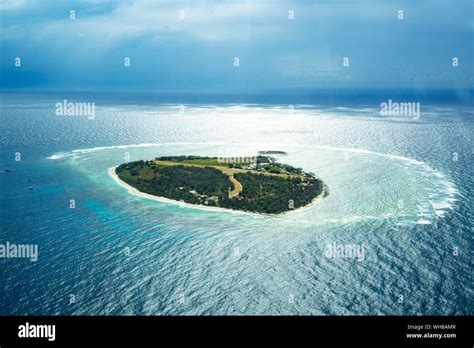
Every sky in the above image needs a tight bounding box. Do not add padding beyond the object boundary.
[0,0,472,92]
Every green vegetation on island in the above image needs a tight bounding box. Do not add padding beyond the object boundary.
[115,155,327,214]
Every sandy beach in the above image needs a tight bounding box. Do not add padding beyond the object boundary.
[108,166,326,216]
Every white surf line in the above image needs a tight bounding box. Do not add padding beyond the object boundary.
[47,142,457,220]
[47,141,451,168]
[47,142,213,159]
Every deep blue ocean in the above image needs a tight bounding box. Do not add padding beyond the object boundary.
[0,91,472,315]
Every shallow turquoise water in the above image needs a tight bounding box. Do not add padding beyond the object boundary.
[1,96,472,315]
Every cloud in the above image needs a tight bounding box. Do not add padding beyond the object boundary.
[1,0,472,90]
[0,0,29,10]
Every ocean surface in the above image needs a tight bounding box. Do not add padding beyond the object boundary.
[0,91,472,315]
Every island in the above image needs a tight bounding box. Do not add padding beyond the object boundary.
[113,155,328,214]
[258,150,287,155]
